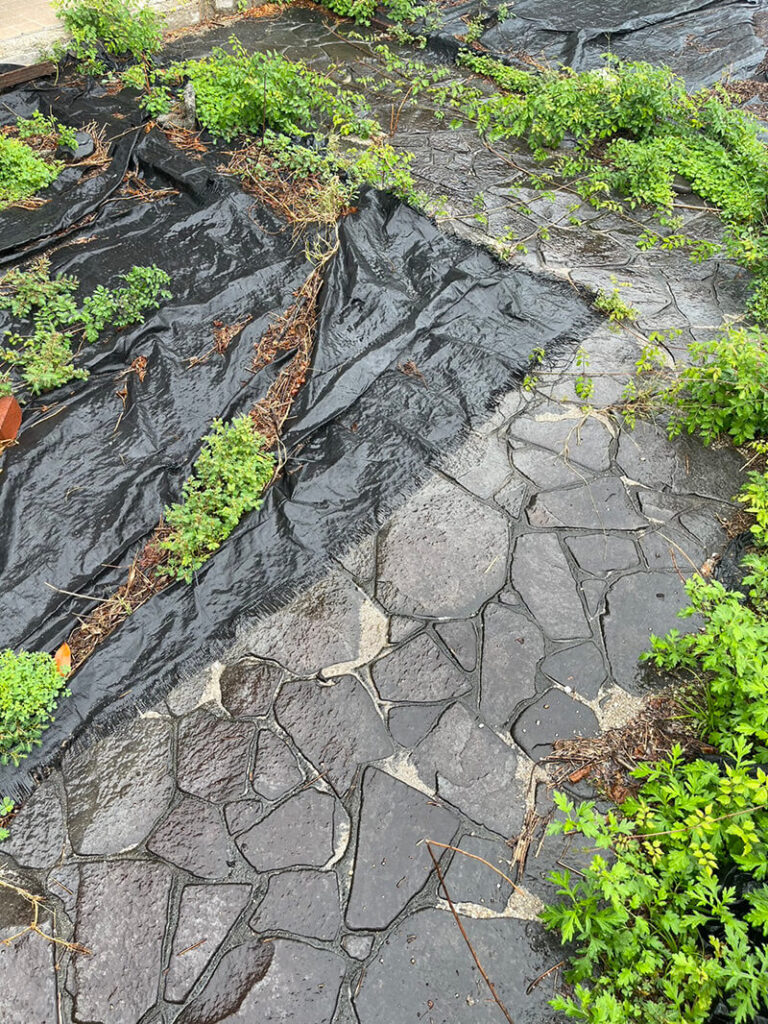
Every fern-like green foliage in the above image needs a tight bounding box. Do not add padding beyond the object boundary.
[159,416,275,583]
[0,649,70,765]
[0,257,171,395]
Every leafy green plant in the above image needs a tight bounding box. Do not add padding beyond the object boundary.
[17,111,78,151]
[158,416,275,583]
[0,796,14,842]
[0,135,63,209]
[0,257,171,395]
[54,0,164,72]
[593,278,639,328]
[0,649,70,765]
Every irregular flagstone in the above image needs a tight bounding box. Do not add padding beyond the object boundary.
[371,633,471,702]
[493,475,528,518]
[512,689,599,761]
[275,675,392,794]
[147,797,233,879]
[414,703,523,837]
[165,884,251,1003]
[251,731,303,801]
[73,860,172,1024]
[480,603,543,728]
[177,711,256,804]
[64,718,175,856]
[243,570,387,677]
[616,419,676,488]
[440,430,513,499]
[182,939,345,1024]
[528,477,647,530]
[342,933,373,960]
[602,570,698,689]
[354,908,557,1024]
[565,533,640,575]
[235,789,345,872]
[511,533,590,639]
[250,869,341,940]
[224,799,264,838]
[511,445,595,489]
[2,781,65,868]
[434,618,477,671]
[0,926,57,1024]
[376,477,509,617]
[346,768,460,930]
[387,704,444,747]
[176,939,274,1024]
[508,406,613,472]
[540,641,607,700]
[219,659,283,718]
[444,835,514,911]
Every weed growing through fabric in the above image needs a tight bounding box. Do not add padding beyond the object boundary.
[158,416,275,583]
[593,278,639,329]
[53,0,163,73]
[0,257,171,396]
[0,650,70,766]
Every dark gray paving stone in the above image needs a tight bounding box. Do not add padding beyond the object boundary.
[275,675,392,795]
[616,420,676,488]
[0,860,44,928]
[354,908,558,1024]
[528,477,646,530]
[679,508,730,558]
[480,603,543,729]
[512,689,599,761]
[444,835,513,911]
[639,526,704,572]
[165,884,251,1003]
[511,445,595,489]
[372,634,471,703]
[245,570,379,677]
[493,476,527,518]
[540,642,607,700]
[235,789,343,872]
[376,477,509,618]
[580,578,606,616]
[434,619,477,671]
[671,434,744,502]
[73,861,172,1024]
[602,571,699,689]
[252,731,303,801]
[440,432,513,499]
[342,933,373,960]
[346,768,460,930]
[509,407,612,472]
[338,534,377,583]
[47,863,79,919]
[388,615,419,644]
[148,797,233,879]
[3,781,65,868]
[638,488,697,522]
[251,869,341,940]
[414,703,523,837]
[0,925,57,1024]
[224,799,264,838]
[177,711,256,804]
[565,533,639,574]
[387,703,444,747]
[511,533,589,639]
[219,660,283,718]
[176,939,274,1023]
[180,939,344,1023]
[64,718,174,856]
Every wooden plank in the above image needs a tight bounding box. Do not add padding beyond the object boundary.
[0,61,57,93]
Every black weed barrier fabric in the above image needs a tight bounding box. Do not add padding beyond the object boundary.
[0,75,594,797]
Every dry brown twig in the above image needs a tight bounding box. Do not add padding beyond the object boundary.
[0,878,91,956]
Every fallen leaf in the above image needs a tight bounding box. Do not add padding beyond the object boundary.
[54,642,72,677]
[568,764,592,784]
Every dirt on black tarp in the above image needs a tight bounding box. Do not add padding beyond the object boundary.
[0,69,595,797]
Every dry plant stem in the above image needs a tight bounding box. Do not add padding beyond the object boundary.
[426,842,516,1024]
[0,878,91,955]
[424,839,523,894]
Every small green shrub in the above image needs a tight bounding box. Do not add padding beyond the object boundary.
[593,279,639,328]
[0,258,171,395]
[16,111,78,151]
[0,135,63,209]
[0,650,70,765]
[54,0,163,72]
[159,416,275,583]
[143,42,378,141]
[664,326,768,445]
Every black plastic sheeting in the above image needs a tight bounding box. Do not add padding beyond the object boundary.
[0,76,595,797]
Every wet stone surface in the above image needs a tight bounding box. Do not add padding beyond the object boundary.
[0,7,748,1019]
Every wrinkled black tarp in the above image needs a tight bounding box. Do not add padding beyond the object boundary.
[0,74,594,797]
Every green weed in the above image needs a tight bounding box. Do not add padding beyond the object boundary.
[0,650,70,765]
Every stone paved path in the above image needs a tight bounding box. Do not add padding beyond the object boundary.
[0,8,756,1023]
